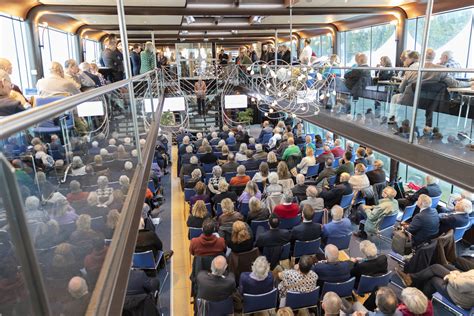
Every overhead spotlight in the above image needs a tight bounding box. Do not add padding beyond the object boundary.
[251,16,263,24]
[180,30,189,35]
[204,38,209,42]
[185,16,196,25]
[219,37,224,41]
[231,30,238,35]
[214,16,223,25]
[180,38,186,42]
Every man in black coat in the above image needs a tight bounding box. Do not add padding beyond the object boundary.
[221,153,239,173]
[130,44,142,76]
[242,150,260,171]
[350,240,388,286]
[398,175,442,215]
[256,215,291,269]
[291,205,322,242]
[196,255,235,301]
[292,174,308,202]
[438,198,471,235]
[366,160,387,185]
[199,146,218,165]
[319,172,352,208]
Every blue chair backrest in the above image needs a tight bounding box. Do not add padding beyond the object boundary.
[250,220,270,237]
[340,193,354,209]
[293,239,321,258]
[432,292,472,316]
[206,296,234,315]
[356,271,392,295]
[183,175,192,184]
[280,242,291,260]
[189,227,203,240]
[321,277,356,298]
[327,233,351,251]
[205,203,212,215]
[454,223,471,243]
[132,250,156,269]
[256,181,264,192]
[332,159,340,168]
[247,170,258,178]
[328,175,337,187]
[431,195,442,208]
[279,216,301,230]
[205,173,213,184]
[147,181,156,194]
[184,188,195,202]
[313,211,324,224]
[286,287,320,310]
[262,133,272,144]
[36,96,64,107]
[216,204,223,217]
[379,213,398,231]
[314,149,324,157]
[240,203,250,218]
[366,165,375,172]
[305,164,319,178]
[202,163,215,173]
[224,172,237,182]
[401,204,416,222]
[243,288,278,314]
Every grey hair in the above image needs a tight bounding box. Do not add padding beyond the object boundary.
[322,292,342,315]
[268,172,279,184]
[119,175,130,186]
[25,196,40,211]
[100,148,109,156]
[218,139,226,147]
[325,244,339,262]
[183,136,190,144]
[330,205,344,220]
[124,161,133,170]
[251,256,270,280]
[417,194,432,209]
[255,144,263,152]
[69,180,81,192]
[190,156,198,164]
[237,165,246,175]
[186,145,193,153]
[97,176,109,186]
[72,156,84,168]
[211,132,218,138]
[131,149,138,157]
[211,256,227,277]
[401,287,428,315]
[425,175,439,185]
[455,199,472,214]
[68,277,89,299]
[239,143,248,153]
[359,240,377,258]
[296,174,305,185]
[212,165,222,177]
[283,192,293,203]
[249,137,255,144]
[191,168,202,179]
[306,186,318,198]
[91,141,99,148]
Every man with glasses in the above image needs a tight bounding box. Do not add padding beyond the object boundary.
[0,69,25,116]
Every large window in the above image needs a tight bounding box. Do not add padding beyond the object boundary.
[305,34,333,58]
[405,8,473,70]
[39,26,74,70]
[0,14,31,90]
[84,39,100,63]
[340,23,396,67]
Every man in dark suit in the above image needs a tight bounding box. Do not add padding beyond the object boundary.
[130,44,141,76]
[403,194,439,247]
[180,145,194,166]
[366,160,387,185]
[242,150,260,171]
[179,156,205,187]
[312,244,354,287]
[291,205,322,242]
[256,215,291,269]
[126,269,160,295]
[292,174,308,202]
[314,158,336,186]
[438,198,471,235]
[257,121,273,143]
[335,152,354,184]
[350,240,388,286]
[199,146,218,165]
[221,153,239,173]
[196,255,236,301]
[319,172,352,209]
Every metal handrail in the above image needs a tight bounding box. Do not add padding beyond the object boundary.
[0,70,158,140]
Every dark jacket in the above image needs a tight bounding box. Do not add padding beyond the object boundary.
[290,221,322,242]
[228,238,254,254]
[221,161,239,173]
[312,261,354,286]
[408,183,442,203]
[366,169,386,185]
[350,255,388,285]
[187,215,210,228]
[407,208,439,247]
[62,294,91,316]
[439,213,470,235]
[131,51,141,76]
[127,270,159,295]
[135,229,163,257]
[242,158,260,171]
[196,271,236,301]
[239,272,274,295]
[212,191,238,204]
[0,97,24,117]
[344,65,372,97]
[200,153,218,164]
[292,184,308,202]
[282,51,291,64]
[256,228,290,249]
[101,48,124,82]
[319,181,352,208]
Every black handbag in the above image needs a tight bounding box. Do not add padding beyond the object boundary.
[391,227,412,255]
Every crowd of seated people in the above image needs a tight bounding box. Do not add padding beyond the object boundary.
[0,124,171,315]
[178,120,473,315]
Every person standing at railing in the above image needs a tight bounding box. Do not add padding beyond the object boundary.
[140,42,157,74]
[299,38,313,65]
[100,35,124,82]
[130,43,141,76]
[194,77,207,116]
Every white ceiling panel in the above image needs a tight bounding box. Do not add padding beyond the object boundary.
[40,0,186,6]
[70,14,182,25]
[293,0,414,7]
[262,14,359,24]
[106,30,179,35]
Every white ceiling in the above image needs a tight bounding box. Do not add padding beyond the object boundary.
[71,14,182,25]
[293,0,413,7]
[40,0,186,6]
[262,14,360,24]
[107,30,179,35]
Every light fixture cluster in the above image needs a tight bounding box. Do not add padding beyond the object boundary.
[185,16,196,25]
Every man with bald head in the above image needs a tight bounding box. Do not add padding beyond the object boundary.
[37,61,80,96]
[196,255,236,302]
[0,58,27,101]
[63,277,90,315]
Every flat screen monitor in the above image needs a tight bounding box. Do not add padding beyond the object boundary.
[225,94,248,109]
[144,98,160,113]
[163,97,186,112]
[77,101,104,117]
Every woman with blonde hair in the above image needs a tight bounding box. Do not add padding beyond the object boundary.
[252,161,270,184]
[297,146,316,175]
[238,181,261,204]
[187,200,210,228]
[218,198,243,227]
[267,151,278,169]
[104,209,120,239]
[69,214,103,245]
[228,220,253,253]
[140,41,156,73]
[277,161,295,193]
[349,163,371,201]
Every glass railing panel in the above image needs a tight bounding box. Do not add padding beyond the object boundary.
[411,69,473,165]
[0,71,161,314]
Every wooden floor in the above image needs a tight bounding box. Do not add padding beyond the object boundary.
[171,146,193,316]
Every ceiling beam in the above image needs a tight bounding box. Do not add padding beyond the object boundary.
[28,4,405,17]
[84,23,334,31]
[125,33,276,39]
